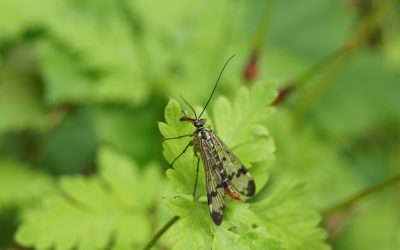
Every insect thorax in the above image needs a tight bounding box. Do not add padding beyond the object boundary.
[192,127,213,151]
[196,127,212,141]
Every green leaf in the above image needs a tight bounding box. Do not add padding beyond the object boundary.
[213,82,276,148]
[37,39,149,106]
[16,146,164,250]
[165,197,286,250]
[0,159,55,208]
[251,184,330,250]
[213,227,285,250]
[212,201,286,250]
[165,197,213,250]
[158,98,206,197]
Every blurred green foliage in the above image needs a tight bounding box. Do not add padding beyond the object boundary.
[1,0,400,249]
[16,147,166,250]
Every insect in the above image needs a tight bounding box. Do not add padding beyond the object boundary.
[162,55,256,225]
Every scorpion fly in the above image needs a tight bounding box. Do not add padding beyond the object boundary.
[162,55,256,225]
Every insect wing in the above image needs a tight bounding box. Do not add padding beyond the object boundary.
[199,139,226,226]
[212,133,256,197]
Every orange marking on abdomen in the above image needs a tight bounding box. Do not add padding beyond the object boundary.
[225,187,241,201]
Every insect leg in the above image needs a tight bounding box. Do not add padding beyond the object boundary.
[162,134,193,141]
[192,153,200,197]
[170,142,191,167]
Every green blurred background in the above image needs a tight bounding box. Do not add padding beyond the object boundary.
[0,0,399,249]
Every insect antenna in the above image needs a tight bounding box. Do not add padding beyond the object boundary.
[198,54,236,118]
[180,94,198,119]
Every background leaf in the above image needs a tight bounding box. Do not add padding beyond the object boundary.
[0,159,55,208]
[251,184,330,250]
[15,146,165,250]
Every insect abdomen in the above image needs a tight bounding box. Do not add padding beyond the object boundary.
[225,186,241,200]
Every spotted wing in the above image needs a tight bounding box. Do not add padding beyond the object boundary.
[212,133,256,197]
[199,139,226,226]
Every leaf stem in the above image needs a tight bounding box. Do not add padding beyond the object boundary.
[322,173,400,217]
[143,216,180,250]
